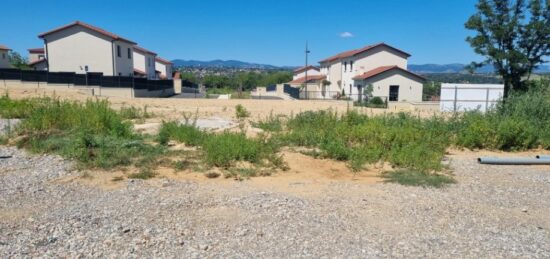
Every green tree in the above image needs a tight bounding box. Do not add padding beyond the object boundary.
[8,51,30,69]
[179,72,198,84]
[465,0,550,98]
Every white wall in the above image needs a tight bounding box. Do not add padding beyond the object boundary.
[293,68,321,80]
[0,50,10,68]
[133,50,156,79]
[360,69,424,102]
[43,26,115,75]
[155,61,172,79]
[113,40,134,77]
[29,53,46,63]
[440,83,504,112]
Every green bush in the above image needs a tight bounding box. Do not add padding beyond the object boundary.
[158,122,205,146]
[235,104,250,118]
[369,96,384,105]
[202,132,263,167]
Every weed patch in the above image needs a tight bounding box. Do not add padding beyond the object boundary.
[382,170,456,188]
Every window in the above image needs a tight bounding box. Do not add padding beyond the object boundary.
[117,45,121,57]
[350,61,353,71]
[127,48,131,59]
[1,53,5,59]
[344,62,347,72]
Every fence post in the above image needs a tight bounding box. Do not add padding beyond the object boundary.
[453,85,458,113]
[485,88,490,112]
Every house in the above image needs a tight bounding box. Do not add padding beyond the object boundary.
[28,48,48,70]
[28,48,46,63]
[292,65,322,80]
[0,45,10,68]
[133,46,157,79]
[318,43,425,102]
[38,21,136,76]
[155,57,173,79]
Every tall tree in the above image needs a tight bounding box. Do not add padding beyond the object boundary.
[465,0,549,98]
[8,51,30,69]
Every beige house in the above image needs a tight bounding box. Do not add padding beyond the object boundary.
[28,48,48,70]
[133,46,157,79]
[38,21,136,76]
[155,57,173,79]
[318,43,425,102]
[0,45,10,68]
[292,65,322,80]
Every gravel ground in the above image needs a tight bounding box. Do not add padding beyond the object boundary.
[1,146,549,258]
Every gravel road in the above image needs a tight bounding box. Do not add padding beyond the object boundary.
[1,146,549,258]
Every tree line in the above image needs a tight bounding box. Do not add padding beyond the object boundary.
[179,70,293,90]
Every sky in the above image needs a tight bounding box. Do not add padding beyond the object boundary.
[0,0,483,66]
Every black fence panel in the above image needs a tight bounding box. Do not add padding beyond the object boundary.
[133,78,148,90]
[21,70,48,82]
[47,72,76,84]
[0,69,23,80]
[266,85,276,92]
[87,72,103,86]
[283,84,300,99]
[74,74,87,86]
[100,76,132,88]
[181,79,197,88]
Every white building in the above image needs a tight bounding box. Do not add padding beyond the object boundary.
[318,43,425,102]
[28,47,48,70]
[292,65,322,80]
[155,57,173,79]
[38,21,136,76]
[440,83,504,112]
[133,46,157,79]
[0,45,10,68]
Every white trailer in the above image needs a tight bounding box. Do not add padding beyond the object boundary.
[440,83,504,112]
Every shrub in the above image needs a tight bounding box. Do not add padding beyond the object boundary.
[118,105,151,120]
[202,132,262,167]
[252,113,284,132]
[369,96,384,105]
[158,122,204,146]
[235,104,250,118]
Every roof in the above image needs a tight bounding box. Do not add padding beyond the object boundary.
[294,65,319,74]
[0,45,10,51]
[155,57,172,65]
[38,21,136,45]
[29,59,47,66]
[133,68,146,75]
[319,43,411,63]
[289,75,326,84]
[352,66,426,81]
[28,48,44,54]
[133,46,157,55]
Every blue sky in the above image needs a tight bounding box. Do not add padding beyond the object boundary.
[0,0,481,66]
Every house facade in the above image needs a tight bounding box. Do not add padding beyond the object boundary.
[155,57,173,79]
[0,45,10,68]
[318,43,425,102]
[28,47,48,70]
[38,21,136,76]
[292,65,322,80]
[133,46,157,79]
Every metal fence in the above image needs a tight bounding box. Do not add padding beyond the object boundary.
[0,68,173,91]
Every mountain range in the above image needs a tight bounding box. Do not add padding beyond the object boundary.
[172,59,550,74]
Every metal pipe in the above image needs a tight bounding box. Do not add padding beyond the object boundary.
[478,157,550,165]
[536,155,550,160]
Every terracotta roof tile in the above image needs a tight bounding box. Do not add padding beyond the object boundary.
[319,43,410,63]
[133,46,157,55]
[352,66,425,81]
[0,45,11,51]
[133,68,146,75]
[289,75,326,84]
[294,65,319,73]
[38,21,136,44]
[28,48,45,54]
[155,57,172,65]
[29,59,47,66]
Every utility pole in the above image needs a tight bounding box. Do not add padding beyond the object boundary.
[304,41,310,100]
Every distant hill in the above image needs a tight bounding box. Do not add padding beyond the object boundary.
[171,59,550,73]
[171,59,291,70]
[409,63,550,74]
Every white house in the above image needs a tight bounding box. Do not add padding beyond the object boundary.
[38,21,136,76]
[133,46,157,79]
[292,65,322,80]
[318,43,425,102]
[28,47,48,71]
[0,45,10,68]
[155,57,173,79]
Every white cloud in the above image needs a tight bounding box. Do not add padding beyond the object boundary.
[339,32,354,38]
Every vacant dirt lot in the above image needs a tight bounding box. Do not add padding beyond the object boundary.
[1,147,549,257]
